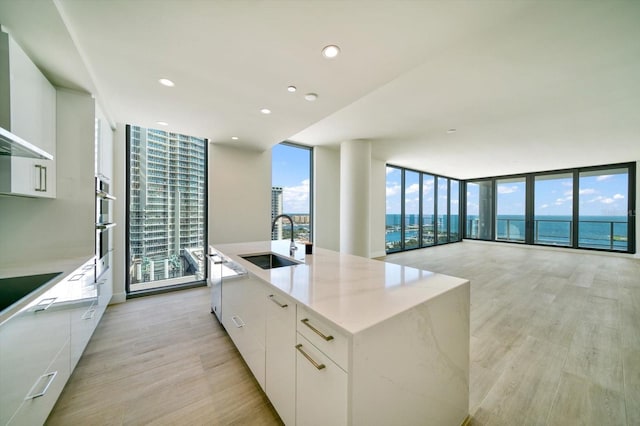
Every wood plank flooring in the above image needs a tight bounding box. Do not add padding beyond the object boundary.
[46,286,282,425]
[47,241,640,425]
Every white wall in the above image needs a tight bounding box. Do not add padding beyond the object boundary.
[313,146,340,251]
[208,144,271,244]
[370,158,387,258]
[0,89,95,268]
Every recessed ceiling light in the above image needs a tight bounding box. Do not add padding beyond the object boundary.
[304,93,318,102]
[156,121,168,126]
[447,128,457,134]
[260,108,272,114]
[287,85,297,93]
[231,136,239,140]
[322,44,340,58]
[158,78,175,87]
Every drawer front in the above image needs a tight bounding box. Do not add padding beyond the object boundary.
[11,340,71,426]
[221,275,266,390]
[296,333,348,426]
[296,305,349,371]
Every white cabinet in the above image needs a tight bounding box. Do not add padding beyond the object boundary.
[265,292,296,426]
[69,259,100,370]
[0,31,57,198]
[0,257,112,426]
[221,274,267,390]
[96,260,113,319]
[95,113,113,183]
[0,276,71,425]
[295,333,348,426]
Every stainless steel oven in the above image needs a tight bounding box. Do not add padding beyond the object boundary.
[95,177,115,279]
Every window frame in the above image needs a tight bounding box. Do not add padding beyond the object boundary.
[462,162,636,254]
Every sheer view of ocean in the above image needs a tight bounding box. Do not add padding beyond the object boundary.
[385,214,628,250]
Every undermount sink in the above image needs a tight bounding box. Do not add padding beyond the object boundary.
[240,253,301,270]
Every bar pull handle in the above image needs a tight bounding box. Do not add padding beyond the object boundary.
[301,318,334,341]
[296,344,325,370]
[82,307,96,320]
[34,297,57,312]
[231,315,245,328]
[269,294,288,308]
[25,371,57,399]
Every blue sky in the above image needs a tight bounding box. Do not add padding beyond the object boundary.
[272,144,311,214]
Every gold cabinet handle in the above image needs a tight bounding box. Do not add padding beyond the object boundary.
[269,294,288,308]
[296,344,325,370]
[301,318,334,341]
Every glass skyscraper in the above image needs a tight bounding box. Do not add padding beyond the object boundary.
[128,126,206,287]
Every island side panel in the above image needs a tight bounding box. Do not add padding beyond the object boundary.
[350,281,470,426]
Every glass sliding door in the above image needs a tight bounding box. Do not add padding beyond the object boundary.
[385,166,402,253]
[421,174,435,247]
[436,177,449,244]
[496,177,526,242]
[126,125,207,293]
[534,173,573,246]
[578,167,629,251]
[404,170,420,249]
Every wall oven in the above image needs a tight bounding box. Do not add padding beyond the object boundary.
[95,177,115,279]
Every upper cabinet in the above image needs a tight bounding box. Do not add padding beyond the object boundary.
[0,31,56,198]
[95,107,113,183]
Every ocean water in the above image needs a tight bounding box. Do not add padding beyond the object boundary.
[385,214,628,250]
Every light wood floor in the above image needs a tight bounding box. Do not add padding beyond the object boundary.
[47,241,640,425]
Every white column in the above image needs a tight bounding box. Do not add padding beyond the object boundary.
[164,259,169,279]
[340,140,371,257]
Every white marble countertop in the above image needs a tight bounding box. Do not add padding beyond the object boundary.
[0,255,95,325]
[212,240,469,335]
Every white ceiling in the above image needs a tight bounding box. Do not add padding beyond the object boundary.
[1,0,639,179]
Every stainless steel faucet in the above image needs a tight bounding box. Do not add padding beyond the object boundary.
[271,214,298,255]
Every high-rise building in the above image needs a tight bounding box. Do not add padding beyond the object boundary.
[271,186,283,240]
[129,126,206,282]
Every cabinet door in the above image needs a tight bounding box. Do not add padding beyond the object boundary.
[221,275,266,390]
[69,260,99,369]
[8,33,56,154]
[265,292,296,426]
[296,334,348,426]
[12,341,71,426]
[0,283,70,425]
[96,263,113,319]
[3,157,56,198]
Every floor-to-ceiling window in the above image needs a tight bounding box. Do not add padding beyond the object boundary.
[385,165,461,254]
[465,180,494,239]
[534,173,573,246]
[578,167,630,251]
[404,170,420,249]
[271,142,312,242]
[385,166,402,253]
[421,173,435,246]
[450,180,460,242]
[496,177,526,242]
[126,125,207,294]
[436,177,449,244]
[463,162,635,253]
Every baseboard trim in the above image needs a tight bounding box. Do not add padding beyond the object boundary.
[110,292,127,304]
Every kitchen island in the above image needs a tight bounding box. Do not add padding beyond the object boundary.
[211,240,470,426]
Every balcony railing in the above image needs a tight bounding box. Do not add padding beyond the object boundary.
[466,218,628,250]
